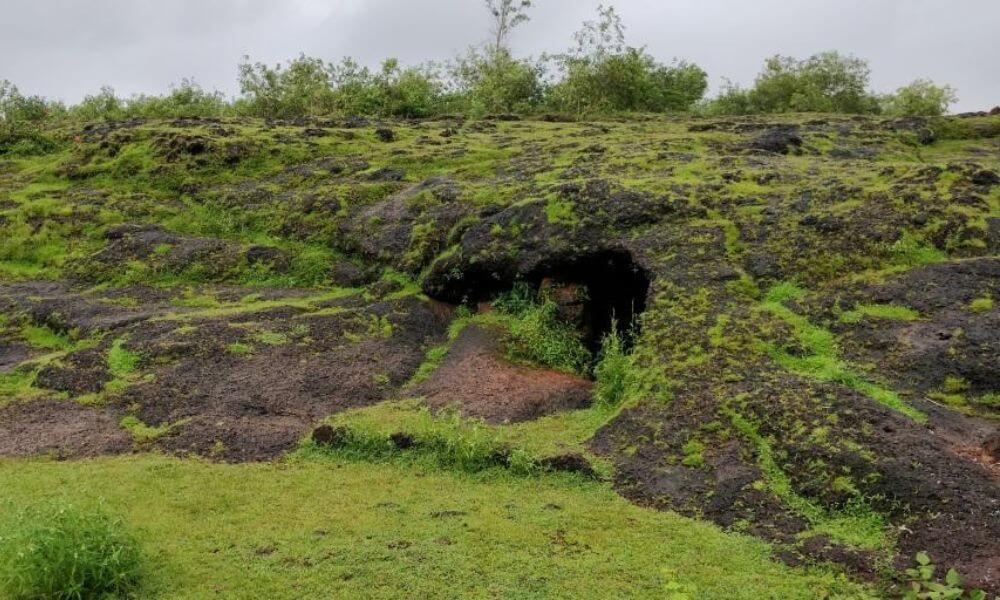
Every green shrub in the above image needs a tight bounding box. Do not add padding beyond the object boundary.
[450,49,544,114]
[506,301,591,374]
[550,50,707,114]
[705,51,881,115]
[0,80,62,155]
[330,58,443,118]
[902,552,985,600]
[236,54,338,118]
[71,86,127,122]
[493,284,591,374]
[491,282,536,315]
[0,503,144,599]
[547,6,706,114]
[882,79,957,117]
[123,79,230,119]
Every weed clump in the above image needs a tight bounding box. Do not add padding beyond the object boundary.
[593,325,632,407]
[493,284,591,375]
[0,503,144,599]
[307,407,537,475]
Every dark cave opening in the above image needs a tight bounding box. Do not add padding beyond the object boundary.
[466,250,650,354]
[432,248,652,355]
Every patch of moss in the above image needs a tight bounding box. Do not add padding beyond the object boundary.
[760,284,926,423]
[227,342,254,356]
[839,303,920,324]
[724,401,889,551]
[969,295,993,313]
[107,338,141,377]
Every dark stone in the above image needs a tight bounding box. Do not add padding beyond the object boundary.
[985,434,1000,462]
[341,116,369,129]
[366,168,405,182]
[245,245,282,265]
[312,425,349,447]
[744,253,783,279]
[389,432,416,449]
[375,128,397,143]
[747,128,803,154]
[970,170,999,187]
[538,454,599,478]
[329,261,372,288]
[915,128,936,145]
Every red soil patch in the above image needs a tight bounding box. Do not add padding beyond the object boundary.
[415,324,593,424]
[0,399,131,458]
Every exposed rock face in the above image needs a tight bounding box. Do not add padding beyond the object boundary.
[746,127,803,154]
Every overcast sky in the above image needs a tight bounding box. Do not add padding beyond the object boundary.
[2,0,997,112]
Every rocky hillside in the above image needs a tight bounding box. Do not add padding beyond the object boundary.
[1,112,998,595]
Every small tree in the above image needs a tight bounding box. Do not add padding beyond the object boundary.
[451,48,544,114]
[330,58,443,118]
[0,81,52,123]
[571,4,626,58]
[236,54,337,118]
[882,79,957,116]
[485,0,533,56]
[69,86,126,121]
[547,5,707,114]
[126,79,230,119]
[0,81,62,155]
[705,51,882,115]
[752,52,878,113]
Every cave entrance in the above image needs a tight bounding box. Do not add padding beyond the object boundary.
[532,250,650,352]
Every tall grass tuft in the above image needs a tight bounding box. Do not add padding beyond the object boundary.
[593,323,631,407]
[0,502,144,599]
[493,283,592,375]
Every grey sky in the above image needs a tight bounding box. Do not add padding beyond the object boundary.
[1,0,997,112]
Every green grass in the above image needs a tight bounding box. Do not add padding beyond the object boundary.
[493,285,592,375]
[107,337,142,377]
[839,304,920,325]
[0,370,45,405]
[884,232,947,269]
[544,196,580,226]
[254,330,290,346]
[307,398,627,478]
[226,342,253,356]
[305,402,536,474]
[20,324,74,350]
[119,416,180,444]
[593,326,635,407]
[0,456,875,599]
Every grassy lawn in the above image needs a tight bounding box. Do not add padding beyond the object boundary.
[0,455,873,599]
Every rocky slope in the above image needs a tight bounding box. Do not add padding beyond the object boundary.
[1,112,997,593]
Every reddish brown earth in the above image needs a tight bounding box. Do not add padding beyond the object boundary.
[0,399,131,458]
[415,324,593,424]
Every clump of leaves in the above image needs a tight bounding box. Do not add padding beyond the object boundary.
[493,283,591,375]
[0,502,144,599]
[903,552,985,600]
